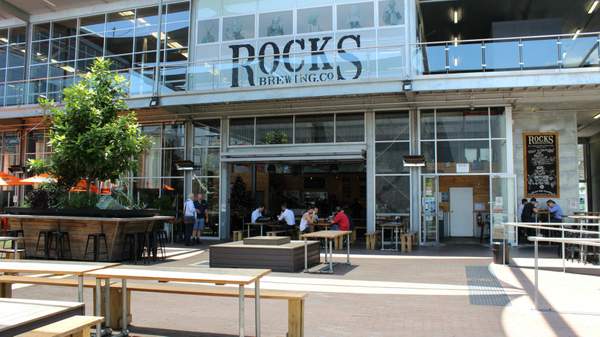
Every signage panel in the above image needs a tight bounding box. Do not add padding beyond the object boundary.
[523,132,559,198]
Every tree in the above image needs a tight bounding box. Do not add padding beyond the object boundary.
[35,58,149,196]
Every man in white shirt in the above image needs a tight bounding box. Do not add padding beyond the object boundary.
[251,205,265,223]
[278,203,295,226]
[300,208,314,232]
[183,193,197,246]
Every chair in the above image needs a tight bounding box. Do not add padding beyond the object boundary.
[83,233,109,261]
[123,232,145,264]
[154,230,168,260]
[35,230,53,258]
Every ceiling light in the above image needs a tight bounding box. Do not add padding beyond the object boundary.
[573,28,582,40]
[42,0,56,8]
[453,10,459,24]
[589,0,599,14]
[453,36,458,46]
[594,113,600,119]
[119,11,134,17]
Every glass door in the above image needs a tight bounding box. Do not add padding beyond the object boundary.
[421,176,438,243]
[490,175,517,245]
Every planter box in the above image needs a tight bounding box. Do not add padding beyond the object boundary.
[4,207,157,218]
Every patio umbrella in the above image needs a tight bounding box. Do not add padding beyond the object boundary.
[70,179,99,193]
[20,173,57,184]
[0,173,22,186]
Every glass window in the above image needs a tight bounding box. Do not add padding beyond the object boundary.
[259,11,293,37]
[80,15,106,35]
[9,27,27,44]
[165,22,189,48]
[78,34,104,59]
[375,111,409,141]
[336,113,364,142]
[379,0,404,26]
[132,178,161,204]
[162,148,185,177]
[420,109,435,140]
[490,107,505,138]
[436,140,490,174]
[376,142,409,174]
[165,2,190,23]
[436,109,489,139]
[8,45,26,67]
[198,0,221,19]
[337,2,374,30]
[223,15,255,41]
[376,175,410,214]
[52,20,77,38]
[522,38,558,69]
[223,0,257,16]
[136,7,160,26]
[107,10,135,31]
[198,19,220,44]
[297,6,332,34]
[229,118,254,145]
[51,38,76,61]
[137,148,161,177]
[33,23,51,41]
[163,124,185,148]
[30,64,48,79]
[194,119,221,147]
[256,116,292,145]
[492,139,507,173]
[0,47,6,69]
[294,114,334,144]
[420,141,435,173]
[142,125,161,148]
[192,177,220,224]
[32,41,50,65]
[192,147,221,176]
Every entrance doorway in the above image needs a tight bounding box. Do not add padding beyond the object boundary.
[449,187,474,237]
[229,162,366,233]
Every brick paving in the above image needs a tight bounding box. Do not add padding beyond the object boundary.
[9,242,600,337]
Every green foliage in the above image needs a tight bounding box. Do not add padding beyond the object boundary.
[38,58,150,199]
[27,158,51,175]
[263,130,288,144]
[62,193,99,209]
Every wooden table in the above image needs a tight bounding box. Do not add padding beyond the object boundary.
[0,298,84,337]
[0,260,118,303]
[0,236,24,260]
[244,222,277,237]
[301,230,352,273]
[85,266,271,337]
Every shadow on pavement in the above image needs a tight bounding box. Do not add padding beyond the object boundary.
[129,326,237,337]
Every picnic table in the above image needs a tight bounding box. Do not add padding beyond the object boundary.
[0,260,118,302]
[0,236,24,260]
[85,266,271,337]
[244,221,277,237]
[0,298,84,337]
[301,230,352,273]
[379,222,407,251]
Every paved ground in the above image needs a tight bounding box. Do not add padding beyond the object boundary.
[10,242,600,337]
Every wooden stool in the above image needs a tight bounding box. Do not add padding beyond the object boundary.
[365,231,379,250]
[232,230,243,241]
[401,232,416,252]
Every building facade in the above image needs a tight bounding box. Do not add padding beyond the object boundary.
[0,0,599,244]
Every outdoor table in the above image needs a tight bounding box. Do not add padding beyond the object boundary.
[244,222,277,237]
[301,230,352,273]
[0,298,84,337]
[85,266,271,337]
[379,222,406,251]
[0,236,24,260]
[0,260,118,303]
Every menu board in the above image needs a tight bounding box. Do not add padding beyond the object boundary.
[523,132,559,198]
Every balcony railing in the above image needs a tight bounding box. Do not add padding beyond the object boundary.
[413,32,600,74]
[1,32,599,109]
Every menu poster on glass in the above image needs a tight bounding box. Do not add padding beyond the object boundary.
[523,132,559,198]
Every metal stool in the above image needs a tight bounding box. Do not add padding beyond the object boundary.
[84,233,109,261]
[154,230,168,260]
[35,231,53,258]
[123,232,146,263]
[47,231,72,259]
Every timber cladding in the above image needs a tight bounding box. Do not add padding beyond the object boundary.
[523,132,560,198]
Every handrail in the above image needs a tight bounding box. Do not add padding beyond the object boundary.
[413,31,600,46]
[527,236,600,310]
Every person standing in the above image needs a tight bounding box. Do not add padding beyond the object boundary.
[193,193,208,244]
[517,198,527,222]
[183,193,197,246]
[546,200,564,223]
[520,198,538,239]
[331,206,350,231]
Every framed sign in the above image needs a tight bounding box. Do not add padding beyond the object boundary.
[523,132,559,198]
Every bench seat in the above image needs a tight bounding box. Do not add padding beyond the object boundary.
[16,315,103,337]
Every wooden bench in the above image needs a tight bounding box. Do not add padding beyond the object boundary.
[232,230,243,241]
[267,230,288,236]
[16,315,104,337]
[401,232,417,252]
[0,248,25,259]
[365,231,380,250]
[0,275,307,337]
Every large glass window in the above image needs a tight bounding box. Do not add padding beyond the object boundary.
[376,176,410,214]
[256,116,293,145]
[336,113,365,142]
[0,26,27,106]
[294,114,334,144]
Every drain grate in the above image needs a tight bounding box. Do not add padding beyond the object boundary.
[465,266,511,306]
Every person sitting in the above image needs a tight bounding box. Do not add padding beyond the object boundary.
[521,198,538,222]
[251,205,265,223]
[300,207,314,233]
[546,200,564,223]
[331,206,350,231]
[278,203,295,227]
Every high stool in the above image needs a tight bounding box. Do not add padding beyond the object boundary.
[47,231,72,259]
[83,233,109,261]
[35,231,53,258]
[154,230,168,260]
[123,233,141,263]
[7,229,24,237]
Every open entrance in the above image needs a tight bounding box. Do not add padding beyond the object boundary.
[229,162,366,234]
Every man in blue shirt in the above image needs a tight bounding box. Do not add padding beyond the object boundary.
[546,200,563,223]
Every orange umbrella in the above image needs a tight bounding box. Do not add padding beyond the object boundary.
[21,173,57,184]
[163,184,175,191]
[0,172,22,186]
[70,179,99,193]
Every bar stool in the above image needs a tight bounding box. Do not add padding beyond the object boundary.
[47,231,72,259]
[83,233,109,261]
[154,230,168,260]
[35,230,53,258]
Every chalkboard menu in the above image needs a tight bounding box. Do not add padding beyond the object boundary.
[523,132,559,198]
